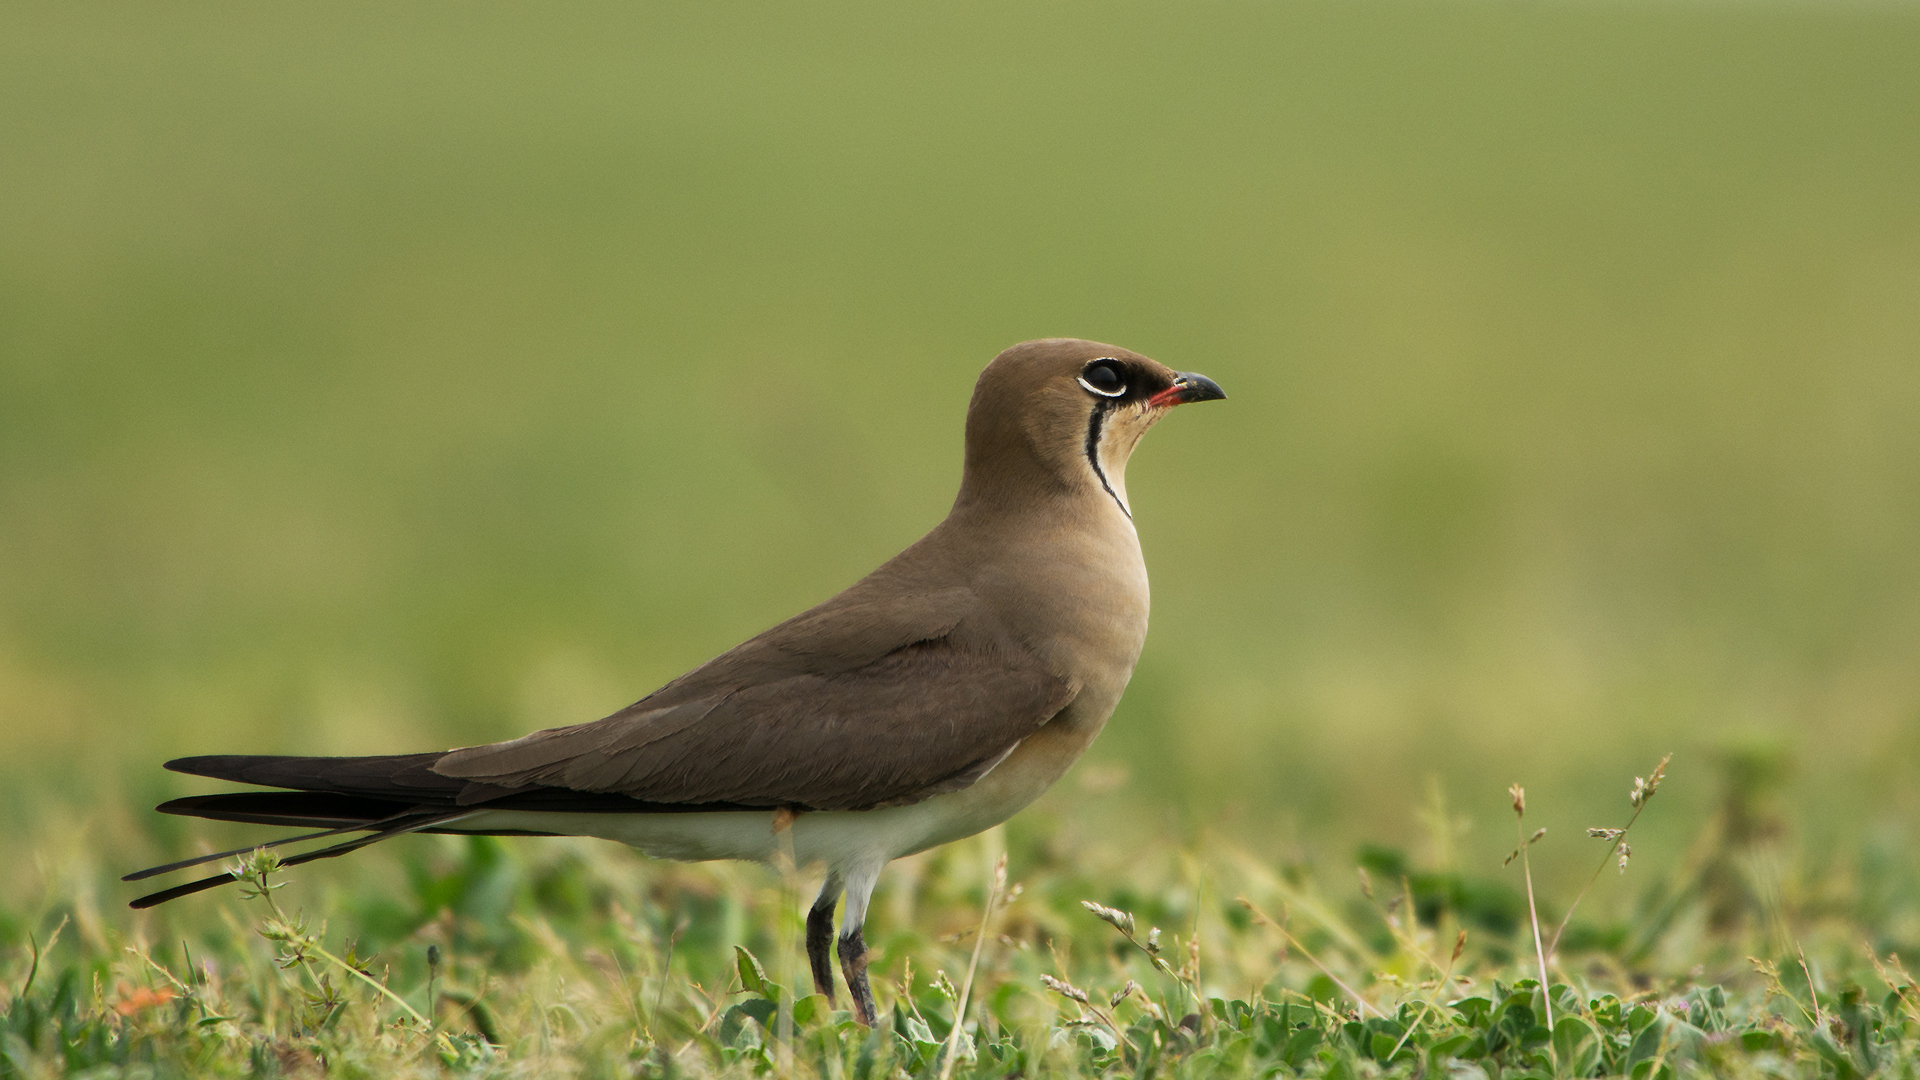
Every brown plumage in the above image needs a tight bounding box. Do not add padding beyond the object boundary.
[129,338,1226,1023]
[432,591,1076,810]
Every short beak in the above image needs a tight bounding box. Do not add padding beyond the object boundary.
[1147,371,1228,409]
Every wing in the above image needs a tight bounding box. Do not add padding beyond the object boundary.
[434,595,1078,812]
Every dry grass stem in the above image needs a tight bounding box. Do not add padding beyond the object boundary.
[1545,753,1673,958]
[938,851,1006,1080]
[1508,784,1554,1048]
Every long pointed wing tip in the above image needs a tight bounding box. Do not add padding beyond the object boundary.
[127,871,241,909]
[128,885,188,909]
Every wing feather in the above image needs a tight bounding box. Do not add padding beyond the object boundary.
[435,637,1075,811]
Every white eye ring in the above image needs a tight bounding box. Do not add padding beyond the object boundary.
[1077,361,1127,398]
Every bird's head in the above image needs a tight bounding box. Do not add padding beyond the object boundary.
[957,338,1225,519]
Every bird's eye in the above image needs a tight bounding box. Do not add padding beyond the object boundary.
[1077,360,1127,398]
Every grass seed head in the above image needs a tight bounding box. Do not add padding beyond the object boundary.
[1040,974,1090,1005]
[1630,754,1672,808]
[1081,900,1135,936]
[1618,843,1632,874]
[1588,828,1624,841]
[1504,827,1547,866]
[1510,783,1526,815]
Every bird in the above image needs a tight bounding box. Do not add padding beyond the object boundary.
[125,337,1225,1024]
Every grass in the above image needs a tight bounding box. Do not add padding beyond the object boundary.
[6,757,1920,1077]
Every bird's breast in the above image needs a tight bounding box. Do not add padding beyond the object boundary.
[972,509,1149,722]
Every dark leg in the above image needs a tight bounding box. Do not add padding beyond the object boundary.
[835,862,884,1026]
[806,875,842,1004]
[838,925,876,1026]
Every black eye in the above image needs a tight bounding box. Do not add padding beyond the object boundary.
[1077,360,1126,398]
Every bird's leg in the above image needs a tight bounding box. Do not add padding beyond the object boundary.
[807,875,843,1004]
[839,924,876,1026]
[836,862,883,1025]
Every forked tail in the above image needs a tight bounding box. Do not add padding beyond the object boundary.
[125,752,639,908]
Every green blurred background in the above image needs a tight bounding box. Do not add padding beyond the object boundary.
[2,1,1917,911]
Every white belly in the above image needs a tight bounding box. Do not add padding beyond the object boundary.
[467,794,982,871]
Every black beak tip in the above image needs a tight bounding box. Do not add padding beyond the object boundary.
[1178,372,1226,403]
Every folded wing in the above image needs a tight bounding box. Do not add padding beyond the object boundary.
[433,635,1077,811]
